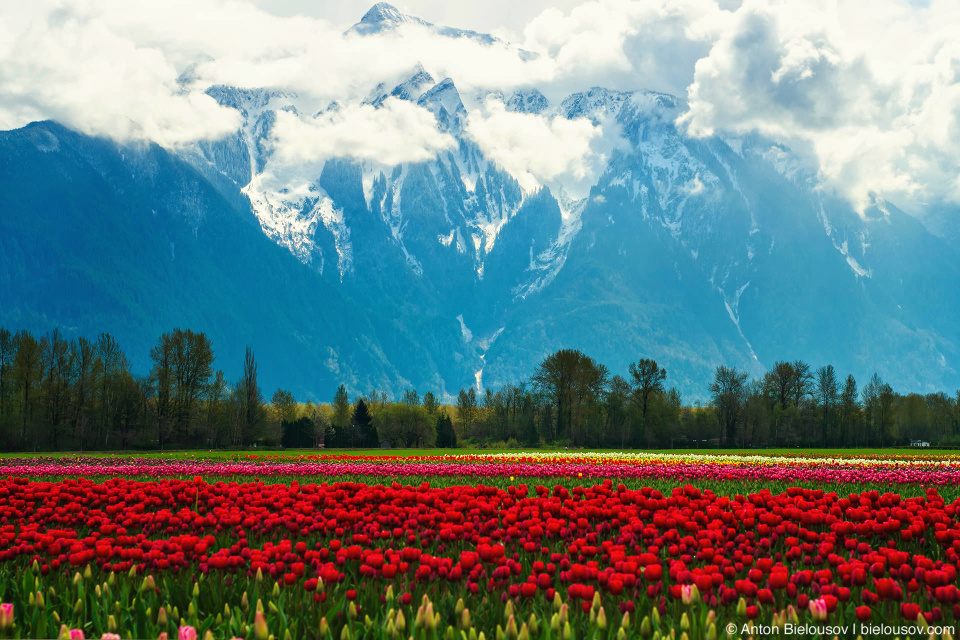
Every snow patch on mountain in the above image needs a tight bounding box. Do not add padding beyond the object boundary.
[514,190,585,299]
[816,196,872,279]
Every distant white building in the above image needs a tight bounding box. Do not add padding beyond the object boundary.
[910,440,930,447]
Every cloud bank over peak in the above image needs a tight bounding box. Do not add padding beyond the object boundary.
[2,0,959,213]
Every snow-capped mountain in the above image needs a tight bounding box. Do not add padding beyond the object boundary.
[2,4,959,400]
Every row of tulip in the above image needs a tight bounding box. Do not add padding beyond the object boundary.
[4,455,960,487]
[1,464,960,638]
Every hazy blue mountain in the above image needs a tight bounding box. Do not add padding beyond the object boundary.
[0,121,472,400]
[2,5,959,401]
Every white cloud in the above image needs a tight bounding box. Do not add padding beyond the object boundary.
[3,0,960,214]
[270,98,455,168]
[465,99,615,197]
[679,0,960,211]
[0,3,239,146]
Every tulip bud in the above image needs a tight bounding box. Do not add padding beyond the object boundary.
[256,599,264,614]
[504,601,514,620]
[597,607,607,631]
[84,565,93,580]
[651,607,660,627]
[621,612,630,629]
[74,598,83,616]
[640,616,652,638]
[495,625,505,640]
[35,591,44,610]
[192,583,199,598]
[551,613,560,632]
[528,614,538,635]
[386,586,395,603]
[28,593,35,608]
[478,633,486,640]
[562,621,573,640]
[446,627,455,640]
[107,615,117,633]
[141,576,157,593]
[216,615,223,626]
[559,604,569,626]
[469,630,477,640]
[680,633,689,640]
[58,624,71,639]
[256,568,263,583]
[32,559,39,573]
[204,632,215,640]
[349,602,358,619]
[617,629,626,640]
[268,601,278,616]
[365,615,373,630]
[592,592,602,612]
[395,609,406,631]
[254,610,268,640]
[271,583,280,598]
[415,606,425,629]
[787,605,799,625]
[518,624,529,640]
[705,622,717,640]
[319,617,328,637]
[241,593,249,611]
[460,609,470,630]
[340,626,350,640]
[386,621,397,640]
[128,566,137,578]
[506,615,518,640]
[157,608,168,627]
[680,613,690,631]
[553,592,563,610]
[74,573,82,586]
[455,599,465,617]
[284,630,292,640]
[108,573,115,587]
[736,598,747,618]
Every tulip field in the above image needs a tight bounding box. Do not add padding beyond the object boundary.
[2,452,960,639]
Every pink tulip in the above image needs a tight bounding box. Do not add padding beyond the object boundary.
[178,627,197,640]
[0,603,12,629]
[808,597,828,622]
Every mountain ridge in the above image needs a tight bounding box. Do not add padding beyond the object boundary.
[1,5,958,401]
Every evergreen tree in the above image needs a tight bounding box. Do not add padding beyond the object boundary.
[435,411,456,448]
[353,398,377,448]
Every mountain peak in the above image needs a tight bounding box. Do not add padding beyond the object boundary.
[349,3,498,46]
[359,3,424,27]
[417,78,466,132]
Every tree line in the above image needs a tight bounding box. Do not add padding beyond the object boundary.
[0,327,958,450]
